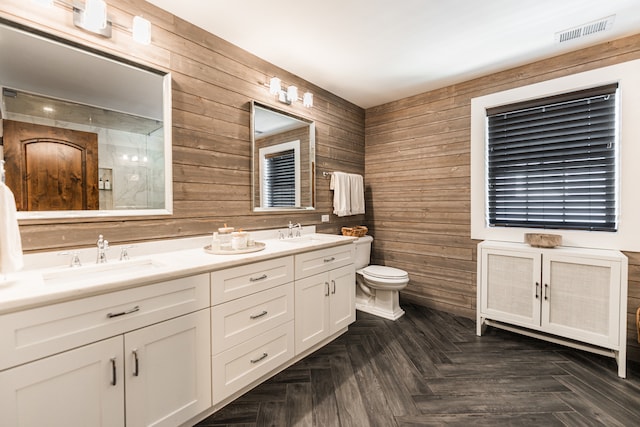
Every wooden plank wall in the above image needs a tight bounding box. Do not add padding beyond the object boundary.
[364,33,640,362]
[2,1,637,362]
[0,0,365,252]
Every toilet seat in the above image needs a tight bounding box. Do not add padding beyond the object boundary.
[357,265,409,289]
[362,265,408,281]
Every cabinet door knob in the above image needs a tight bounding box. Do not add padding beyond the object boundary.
[331,279,336,295]
[325,282,330,296]
[535,282,539,299]
[544,283,549,301]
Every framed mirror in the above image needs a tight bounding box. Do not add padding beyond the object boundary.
[251,101,315,211]
[0,20,172,219]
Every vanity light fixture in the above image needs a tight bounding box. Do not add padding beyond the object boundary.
[268,76,313,108]
[32,0,152,44]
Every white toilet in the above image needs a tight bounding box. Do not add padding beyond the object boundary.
[354,235,409,320]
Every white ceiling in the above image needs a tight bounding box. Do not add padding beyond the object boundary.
[145,0,640,109]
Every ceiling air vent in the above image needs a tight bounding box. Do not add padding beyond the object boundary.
[555,15,615,43]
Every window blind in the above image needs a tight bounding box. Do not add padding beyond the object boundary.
[486,84,618,231]
[264,149,295,207]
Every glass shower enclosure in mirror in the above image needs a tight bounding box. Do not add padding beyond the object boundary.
[0,20,172,219]
[251,101,315,211]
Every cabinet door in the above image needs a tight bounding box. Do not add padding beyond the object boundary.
[329,264,355,334]
[295,272,331,354]
[0,336,124,427]
[542,254,620,347]
[480,248,541,328]
[124,309,212,427]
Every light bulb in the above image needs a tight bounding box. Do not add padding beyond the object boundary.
[269,77,281,95]
[303,92,313,107]
[132,16,151,45]
[287,85,298,102]
[83,0,107,31]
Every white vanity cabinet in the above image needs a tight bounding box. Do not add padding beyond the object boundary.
[124,308,211,427]
[0,274,212,427]
[0,336,124,427]
[477,241,628,377]
[294,245,356,354]
[211,256,295,404]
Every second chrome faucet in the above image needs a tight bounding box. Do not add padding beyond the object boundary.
[97,234,109,263]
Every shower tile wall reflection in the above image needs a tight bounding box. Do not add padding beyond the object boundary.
[100,128,164,209]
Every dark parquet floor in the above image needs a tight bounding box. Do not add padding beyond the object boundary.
[196,303,640,426]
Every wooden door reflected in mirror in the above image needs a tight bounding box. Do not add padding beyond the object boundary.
[3,120,98,211]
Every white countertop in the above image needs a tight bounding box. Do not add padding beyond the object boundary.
[0,230,357,315]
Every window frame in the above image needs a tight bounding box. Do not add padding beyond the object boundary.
[471,59,640,251]
[486,84,619,232]
[259,140,301,208]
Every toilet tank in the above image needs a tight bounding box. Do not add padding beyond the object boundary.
[353,235,373,270]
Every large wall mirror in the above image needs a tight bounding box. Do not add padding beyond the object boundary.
[0,20,172,219]
[251,101,315,211]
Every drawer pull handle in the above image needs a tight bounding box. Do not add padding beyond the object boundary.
[110,357,117,386]
[331,279,336,295]
[250,310,268,320]
[250,352,268,364]
[133,350,139,377]
[107,305,140,318]
[323,257,336,263]
[250,274,268,282]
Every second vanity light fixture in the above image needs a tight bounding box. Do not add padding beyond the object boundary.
[269,77,314,108]
[32,0,152,44]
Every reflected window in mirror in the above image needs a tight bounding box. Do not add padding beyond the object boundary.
[251,101,315,211]
[261,141,300,208]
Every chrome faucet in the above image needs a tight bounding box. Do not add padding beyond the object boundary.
[119,245,134,261]
[287,221,302,238]
[96,234,109,263]
[59,251,82,268]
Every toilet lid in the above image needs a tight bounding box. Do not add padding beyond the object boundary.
[362,265,408,280]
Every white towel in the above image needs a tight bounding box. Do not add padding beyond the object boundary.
[0,182,23,274]
[349,173,365,215]
[330,171,351,217]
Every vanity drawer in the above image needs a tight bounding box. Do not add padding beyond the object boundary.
[211,256,294,305]
[295,244,355,280]
[212,321,294,404]
[212,283,293,354]
[0,274,209,371]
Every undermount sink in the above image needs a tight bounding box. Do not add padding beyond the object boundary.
[280,234,340,244]
[42,257,165,286]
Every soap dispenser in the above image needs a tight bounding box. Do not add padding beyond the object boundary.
[211,232,221,251]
